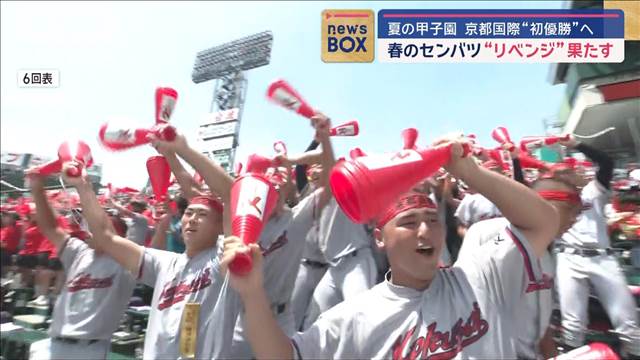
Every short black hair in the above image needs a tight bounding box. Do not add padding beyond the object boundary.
[130,201,147,212]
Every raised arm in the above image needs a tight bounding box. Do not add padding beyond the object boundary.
[150,212,172,250]
[149,133,233,235]
[312,113,336,212]
[222,237,294,360]
[109,198,136,218]
[155,147,203,200]
[62,165,143,274]
[560,135,614,189]
[442,138,559,258]
[294,140,320,193]
[26,174,67,252]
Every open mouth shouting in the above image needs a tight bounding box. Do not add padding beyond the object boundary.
[415,244,435,257]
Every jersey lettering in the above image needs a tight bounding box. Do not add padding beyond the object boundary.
[67,272,115,292]
[391,302,489,360]
[261,231,289,257]
[158,268,212,310]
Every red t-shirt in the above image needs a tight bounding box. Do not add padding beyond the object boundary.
[1,225,22,252]
[38,235,57,258]
[19,225,45,255]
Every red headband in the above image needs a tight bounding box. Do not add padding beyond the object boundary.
[537,190,581,205]
[377,193,437,228]
[189,195,223,214]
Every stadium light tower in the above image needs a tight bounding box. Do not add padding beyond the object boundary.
[192,31,273,175]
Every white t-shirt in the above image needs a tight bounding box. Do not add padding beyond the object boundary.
[561,180,611,248]
[139,246,241,359]
[292,223,547,359]
[454,193,502,227]
[319,198,371,263]
[457,218,555,358]
[49,237,136,340]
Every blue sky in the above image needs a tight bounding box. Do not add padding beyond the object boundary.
[1,1,567,188]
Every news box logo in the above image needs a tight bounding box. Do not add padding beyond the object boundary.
[322,9,374,63]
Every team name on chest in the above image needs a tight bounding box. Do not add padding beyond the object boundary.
[67,272,114,292]
[391,302,489,360]
[158,268,212,310]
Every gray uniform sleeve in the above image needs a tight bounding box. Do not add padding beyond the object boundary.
[137,247,173,286]
[291,190,318,230]
[60,238,88,270]
[291,303,347,360]
[460,223,547,311]
[454,195,473,227]
[583,180,610,214]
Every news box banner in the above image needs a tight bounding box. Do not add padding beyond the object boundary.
[376,9,625,63]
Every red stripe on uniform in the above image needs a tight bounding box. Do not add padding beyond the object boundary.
[504,228,538,293]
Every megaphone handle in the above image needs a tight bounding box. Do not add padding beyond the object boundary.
[65,163,82,177]
[229,253,253,276]
[158,125,177,141]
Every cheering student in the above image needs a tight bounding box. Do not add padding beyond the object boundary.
[222,135,560,359]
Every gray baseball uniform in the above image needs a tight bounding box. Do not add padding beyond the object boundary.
[139,245,241,359]
[302,197,377,329]
[125,213,149,246]
[556,180,640,355]
[29,237,136,360]
[457,218,555,358]
[292,222,547,359]
[291,217,328,331]
[231,191,317,357]
[454,193,502,228]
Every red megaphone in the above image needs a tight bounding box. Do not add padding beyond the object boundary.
[519,134,570,152]
[228,168,279,276]
[349,148,366,160]
[401,128,418,150]
[491,126,515,152]
[330,143,469,224]
[32,141,93,178]
[487,148,509,171]
[518,153,549,170]
[246,154,278,174]
[329,121,359,137]
[266,79,315,119]
[146,156,171,202]
[155,87,178,124]
[98,122,176,151]
[549,342,619,360]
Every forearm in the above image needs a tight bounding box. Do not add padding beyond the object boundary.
[77,183,142,273]
[295,140,321,193]
[165,152,201,200]
[112,200,134,217]
[243,290,294,360]
[76,182,113,242]
[176,145,232,200]
[538,326,558,358]
[575,143,613,189]
[288,149,323,166]
[151,222,169,250]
